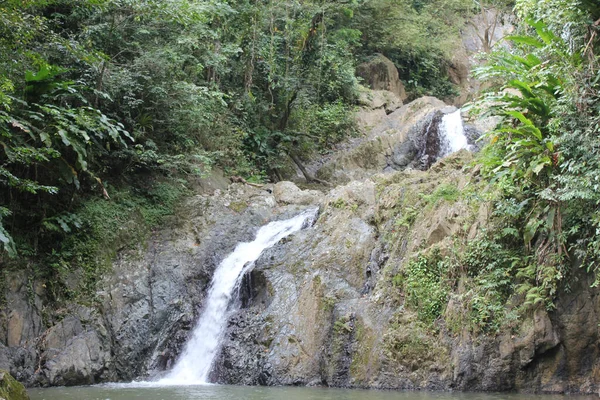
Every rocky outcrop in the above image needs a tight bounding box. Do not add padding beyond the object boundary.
[273,181,320,206]
[356,54,407,103]
[449,7,515,105]
[211,158,600,394]
[0,273,44,383]
[0,180,323,387]
[309,97,469,183]
[355,86,402,131]
[0,370,29,400]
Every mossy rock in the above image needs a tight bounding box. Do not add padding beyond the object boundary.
[0,370,29,400]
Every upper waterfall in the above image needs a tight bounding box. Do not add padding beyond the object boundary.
[438,109,470,157]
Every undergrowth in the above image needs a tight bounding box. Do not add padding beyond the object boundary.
[9,180,188,303]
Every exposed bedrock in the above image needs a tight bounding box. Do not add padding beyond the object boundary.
[212,170,600,394]
[0,96,597,394]
[307,96,481,184]
[0,180,318,386]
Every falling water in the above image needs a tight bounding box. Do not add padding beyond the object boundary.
[160,208,318,385]
[438,109,470,157]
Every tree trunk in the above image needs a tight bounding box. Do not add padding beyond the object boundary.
[289,152,330,186]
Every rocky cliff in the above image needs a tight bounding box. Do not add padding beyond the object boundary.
[0,93,598,395]
[213,158,600,394]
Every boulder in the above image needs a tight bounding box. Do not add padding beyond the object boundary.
[273,182,321,206]
[0,370,29,400]
[357,87,402,113]
[356,54,407,102]
[43,330,109,386]
[355,87,402,131]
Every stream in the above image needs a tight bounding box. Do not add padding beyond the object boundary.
[28,385,598,400]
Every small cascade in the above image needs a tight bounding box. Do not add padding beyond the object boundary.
[437,109,470,157]
[159,208,318,385]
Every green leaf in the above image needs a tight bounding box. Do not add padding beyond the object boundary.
[532,162,546,175]
[506,35,545,48]
[504,110,534,126]
[527,18,558,46]
[57,129,71,146]
[39,131,51,146]
[523,217,541,245]
[57,217,71,233]
[507,80,535,99]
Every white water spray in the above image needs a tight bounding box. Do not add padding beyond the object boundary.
[160,208,318,385]
[438,109,470,157]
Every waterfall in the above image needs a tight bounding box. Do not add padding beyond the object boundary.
[159,208,318,385]
[438,109,470,157]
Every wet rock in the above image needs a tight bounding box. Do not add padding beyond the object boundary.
[312,96,449,183]
[3,93,600,395]
[0,370,29,400]
[213,154,600,395]
[95,184,294,382]
[321,312,357,387]
[0,181,320,386]
[214,179,378,386]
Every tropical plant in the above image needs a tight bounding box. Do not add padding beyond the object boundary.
[472,4,600,307]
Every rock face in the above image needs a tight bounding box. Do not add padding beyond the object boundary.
[309,97,479,184]
[0,181,321,387]
[313,96,448,183]
[0,370,29,400]
[0,94,597,395]
[211,159,600,394]
[356,54,407,103]
[449,8,515,106]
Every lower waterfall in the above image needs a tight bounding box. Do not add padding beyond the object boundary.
[159,208,319,385]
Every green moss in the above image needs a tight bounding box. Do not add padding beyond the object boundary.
[330,198,347,209]
[383,314,449,372]
[422,183,460,205]
[333,316,353,334]
[0,370,30,400]
[45,180,189,301]
[348,316,379,384]
[321,295,336,312]
[228,200,248,213]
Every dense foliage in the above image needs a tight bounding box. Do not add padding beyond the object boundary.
[386,0,600,331]
[472,0,600,308]
[0,0,476,292]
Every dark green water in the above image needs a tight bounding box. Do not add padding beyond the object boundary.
[28,384,598,400]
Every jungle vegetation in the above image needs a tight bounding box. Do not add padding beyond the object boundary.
[0,0,478,293]
[1,0,600,315]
